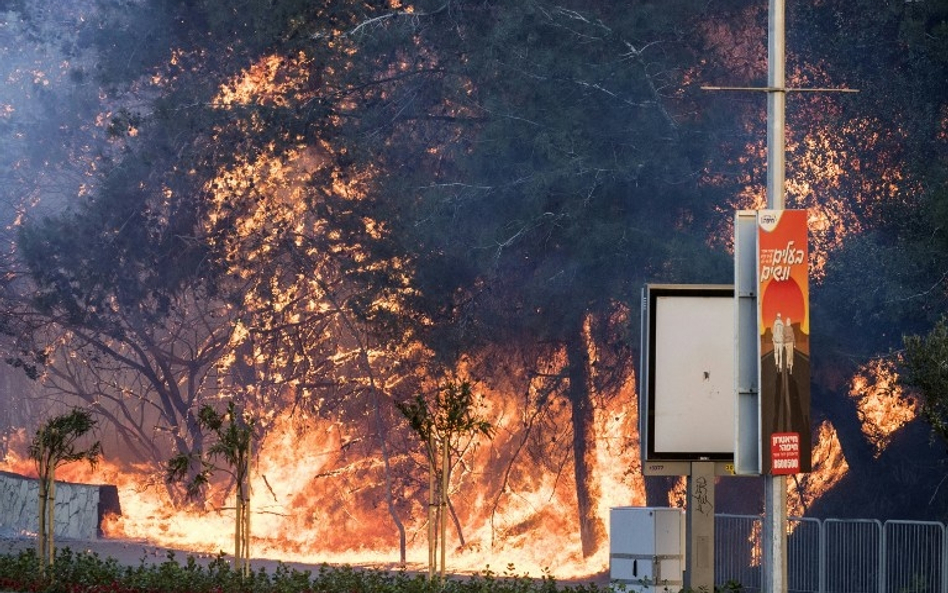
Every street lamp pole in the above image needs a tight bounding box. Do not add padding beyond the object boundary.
[703,2,855,590]
[763,0,788,591]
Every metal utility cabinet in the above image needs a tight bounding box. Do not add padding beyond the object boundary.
[609,507,686,593]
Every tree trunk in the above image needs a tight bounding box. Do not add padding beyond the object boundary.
[242,448,251,577]
[427,432,436,581]
[243,492,250,574]
[37,456,47,574]
[235,445,250,576]
[565,328,606,558]
[235,485,247,576]
[447,497,466,548]
[36,453,57,573]
[332,295,408,564]
[234,493,242,572]
[644,475,679,507]
[371,392,407,563]
[439,439,449,580]
[46,477,56,569]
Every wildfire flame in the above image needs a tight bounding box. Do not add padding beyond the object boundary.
[1,369,643,579]
[849,358,917,457]
[787,420,848,516]
[0,343,919,578]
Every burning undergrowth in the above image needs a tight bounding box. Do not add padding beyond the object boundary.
[0,353,930,577]
[0,360,643,579]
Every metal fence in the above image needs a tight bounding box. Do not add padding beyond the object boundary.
[716,514,948,593]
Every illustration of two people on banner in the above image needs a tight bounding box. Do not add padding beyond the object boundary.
[769,310,807,445]
[771,312,795,374]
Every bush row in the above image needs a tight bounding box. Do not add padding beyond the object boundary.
[0,547,604,593]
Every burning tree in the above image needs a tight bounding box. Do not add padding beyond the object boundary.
[396,381,493,580]
[14,87,248,481]
[341,2,731,556]
[16,0,428,561]
[167,401,255,576]
[28,408,102,574]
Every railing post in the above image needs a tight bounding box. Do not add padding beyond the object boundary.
[818,517,825,593]
[876,519,884,593]
[713,514,948,593]
[943,522,947,593]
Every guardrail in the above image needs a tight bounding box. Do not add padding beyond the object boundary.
[715,514,948,593]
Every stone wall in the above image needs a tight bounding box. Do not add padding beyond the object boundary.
[0,471,120,540]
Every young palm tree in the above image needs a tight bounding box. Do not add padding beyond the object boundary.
[167,401,254,576]
[396,381,493,581]
[29,408,102,574]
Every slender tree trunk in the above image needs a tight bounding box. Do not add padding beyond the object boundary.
[447,497,466,548]
[326,288,408,563]
[439,440,449,580]
[243,491,250,574]
[427,433,436,581]
[36,452,57,573]
[371,393,407,563]
[242,447,251,577]
[235,446,251,577]
[46,477,56,568]
[235,490,243,573]
[37,455,47,575]
[565,328,606,558]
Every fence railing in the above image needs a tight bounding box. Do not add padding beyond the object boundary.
[715,514,948,593]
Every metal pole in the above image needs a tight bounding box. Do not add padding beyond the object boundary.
[764,0,788,592]
[767,0,786,210]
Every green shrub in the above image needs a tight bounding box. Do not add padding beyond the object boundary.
[0,547,615,593]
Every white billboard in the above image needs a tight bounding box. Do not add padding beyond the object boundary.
[640,285,735,464]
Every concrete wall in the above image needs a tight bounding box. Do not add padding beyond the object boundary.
[0,471,120,540]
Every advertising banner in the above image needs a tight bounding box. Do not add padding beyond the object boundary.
[758,210,811,474]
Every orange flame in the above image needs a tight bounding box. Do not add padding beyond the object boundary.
[787,420,848,516]
[1,370,644,579]
[849,358,917,457]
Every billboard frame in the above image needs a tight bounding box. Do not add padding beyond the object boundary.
[639,284,736,470]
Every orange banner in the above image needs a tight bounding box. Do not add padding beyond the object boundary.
[758,210,811,474]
